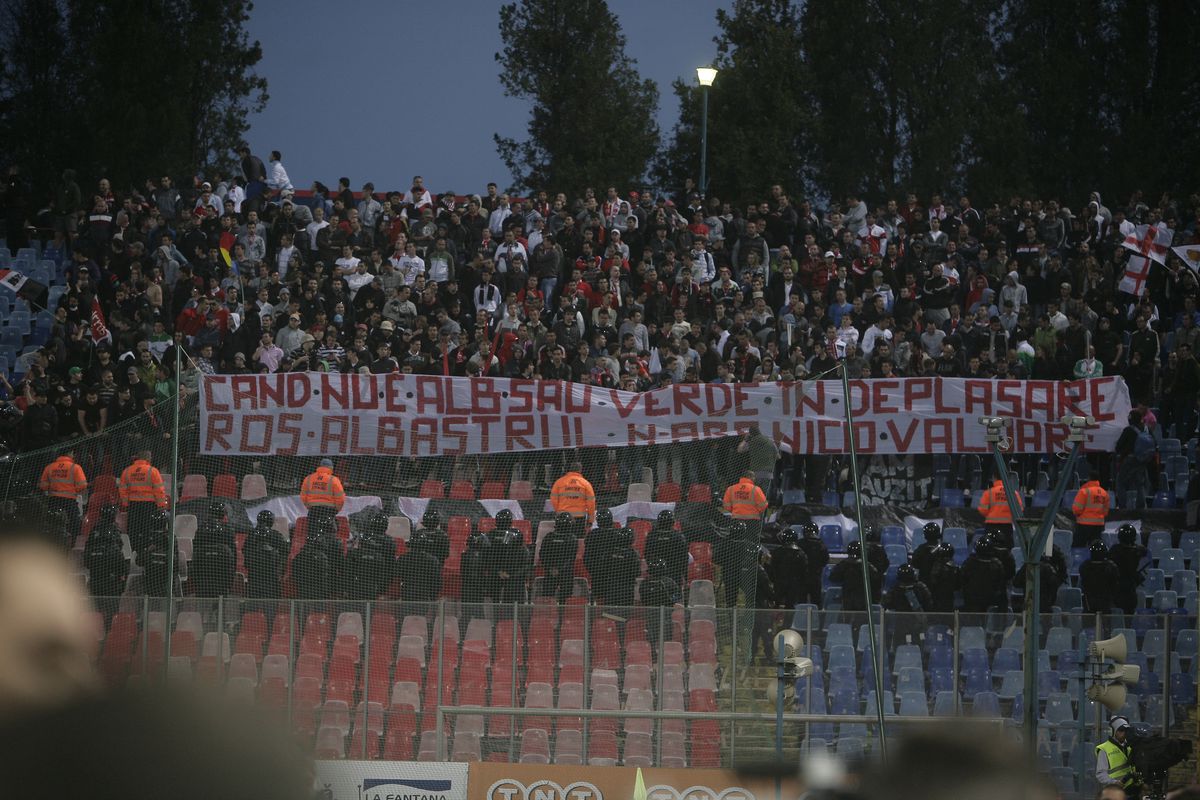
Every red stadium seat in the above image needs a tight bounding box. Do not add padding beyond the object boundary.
[655,482,682,503]
[629,520,651,554]
[508,481,533,500]
[449,481,476,500]
[211,474,238,498]
[180,474,207,503]
[513,519,532,544]
[419,479,445,499]
[479,481,507,500]
[686,484,713,503]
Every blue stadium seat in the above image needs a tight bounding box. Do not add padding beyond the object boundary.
[885,544,908,566]
[924,625,951,653]
[1153,590,1178,611]
[1032,490,1053,509]
[1043,693,1075,726]
[828,666,856,692]
[1158,548,1185,573]
[970,691,1000,718]
[1037,670,1061,695]
[837,737,864,759]
[821,491,839,507]
[1044,627,1073,658]
[940,491,965,508]
[958,627,986,653]
[881,526,905,548]
[1171,673,1197,705]
[933,690,957,716]
[929,668,954,695]
[1050,768,1075,794]
[825,623,853,650]
[960,647,988,671]
[829,688,859,716]
[943,527,968,554]
[1143,569,1166,596]
[1141,628,1166,662]
[892,644,922,674]
[820,525,843,552]
[997,670,1023,700]
[963,667,991,696]
[828,645,856,671]
[0,294,9,316]
[896,668,924,696]
[898,691,928,716]
[864,690,895,716]
[1176,629,1198,659]
[1179,531,1199,555]
[1151,491,1175,509]
[0,328,22,350]
[992,648,1020,674]
[1056,586,1083,611]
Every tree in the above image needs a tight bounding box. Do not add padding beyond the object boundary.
[655,0,814,206]
[494,0,659,197]
[0,0,266,196]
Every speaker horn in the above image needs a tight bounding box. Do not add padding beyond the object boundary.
[1088,634,1127,663]
[776,629,805,660]
[1099,664,1141,685]
[1087,682,1128,712]
[767,679,796,706]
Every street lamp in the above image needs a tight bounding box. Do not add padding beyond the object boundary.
[696,66,717,199]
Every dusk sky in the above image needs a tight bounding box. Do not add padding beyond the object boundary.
[244,0,728,195]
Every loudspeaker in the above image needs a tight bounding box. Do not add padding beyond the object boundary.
[1087,682,1128,712]
[1099,664,1141,685]
[1088,634,1127,663]
[767,679,796,706]
[775,629,805,661]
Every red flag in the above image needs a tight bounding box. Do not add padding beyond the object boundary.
[1121,222,1173,265]
[219,230,236,267]
[90,297,112,345]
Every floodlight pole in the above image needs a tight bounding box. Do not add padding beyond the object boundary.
[985,422,1084,764]
[775,633,786,800]
[841,362,887,761]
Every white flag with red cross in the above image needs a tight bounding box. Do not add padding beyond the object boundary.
[1118,255,1153,297]
[1122,222,1174,265]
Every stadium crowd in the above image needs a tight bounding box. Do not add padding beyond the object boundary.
[2,154,1200,457]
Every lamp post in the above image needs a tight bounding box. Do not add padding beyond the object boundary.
[696,66,717,198]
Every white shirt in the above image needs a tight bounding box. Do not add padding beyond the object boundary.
[346,271,374,297]
[226,184,245,213]
[403,188,432,208]
[335,256,361,274]
[305,220,328,251]
[276,245,296,279]
[396,255,424,286]
[488,205,512,236]
[861,325,893,356]
[268,160,292,192]
[690,249,716,283]
[493,241,528,274]
[427,253,452,283]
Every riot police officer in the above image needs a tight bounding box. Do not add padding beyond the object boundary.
[861,525,889,579]
[84,505,128,620]
[770,529,809,610]
[346,509,396,600]
[984,532,1017,585]
[292,505,343,600]
[191,501,235,597]
[1080,540,1121,613]
[584,508,619,598]
[420,508,450,566]
[1109,524,1148,616]
[912,523,943,584]
[461,529,491,608]
[641,557,680,649]
[960,536,1005,613]
[43,509,73,552]
[796,522,829,607]
[1013,556,1062,614]
[884,564,933,612]
[489,526,530,607]
[645,509,687,591]
[604,526,641,614]
[927,543,960,612]
[715,521,756,607]
[751,547,778,661]
[539,512,578,601]
[831,541,881,612]
[397,529,442,605]
[140,508,174,598]
[244,510,288,600]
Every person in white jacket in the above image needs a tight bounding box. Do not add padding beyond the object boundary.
[267,151,292,194]
[999,271,1028,312]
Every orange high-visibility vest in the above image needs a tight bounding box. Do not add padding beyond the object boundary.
[1072,480,1109,524]
[550,472,596,522]
[300,466,345,511]
[723,478,768,519]
[118,459,167,508]
[39,455,87,499]
[977,481,1022,524]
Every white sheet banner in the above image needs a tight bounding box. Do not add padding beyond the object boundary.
[199,373,1132,457]
[243,494,382,526]
[395,497,524,523]
[314,761,468,800]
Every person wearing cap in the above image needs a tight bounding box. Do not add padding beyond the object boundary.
[275,312,305,356]
[300,458,345,513]
[1096,716,1139,793]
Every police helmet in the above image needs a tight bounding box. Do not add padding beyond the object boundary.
[846,540,862,558]
[207,500,225,522]
[897,563,918,585]
[730,521,748,538]
[256,510,276,529]
[975,535,993,554]
[1089,540,1109,559]
[495,509,513,529]
[801,522,820,539]
[1117,524,1137,545]
[647,557,669,576]
[862,525,879,543]
[555,512,574,529]
[656,509,675,528]
[779,529,800,548]
[98,504,120,528]
[922,522,942,541]
[932,543,954,561]
[149,508,170,534]
[422,509,441,529]
[595,508,613,529]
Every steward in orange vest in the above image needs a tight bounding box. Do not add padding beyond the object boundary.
[1071,474,1109,547]
[723,472,769,520]
[550,462,596,525]
[977,478,1023,547]
[39,452,87,545]
[300,459,346,512]
[119,450,168,555]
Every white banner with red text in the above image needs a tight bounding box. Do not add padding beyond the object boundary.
[197,373,1132,457]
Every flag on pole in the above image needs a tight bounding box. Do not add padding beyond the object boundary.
[1118,255,1153,297]
[1122,222,1174,265]
[632,768,647,800]
[0,267,48,307]
[1172,244,1200,273]
[219,230,237,269]
[90,297,112,346]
